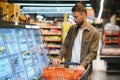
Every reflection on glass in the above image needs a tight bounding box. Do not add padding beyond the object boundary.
[7,43,19,55]
[0,58,14,80]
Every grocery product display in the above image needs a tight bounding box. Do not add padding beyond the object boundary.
[40,22,62,55]
[101,23,120,73]
[102,23,120,55]
[0,23,48,80]
[104,24,120,46]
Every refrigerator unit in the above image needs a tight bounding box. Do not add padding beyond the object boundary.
[0,24,49,80]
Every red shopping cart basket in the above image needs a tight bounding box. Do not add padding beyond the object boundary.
[41,67,85,80]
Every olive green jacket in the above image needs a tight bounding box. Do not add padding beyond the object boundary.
[59,23,100,68]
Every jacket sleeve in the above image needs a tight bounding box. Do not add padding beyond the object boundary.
[81,31,100,68]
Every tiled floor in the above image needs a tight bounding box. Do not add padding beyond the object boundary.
[91,70,120,80]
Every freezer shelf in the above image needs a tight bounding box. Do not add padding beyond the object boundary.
[26,66,37,80]
[7,42,20,55]
[0,26,49,80]
[15,71,28,80]
[2,29,16,42]
[15,29,26,42]
[10,55,26,73]
[0,58,15,80]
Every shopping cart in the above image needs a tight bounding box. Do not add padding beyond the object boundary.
[39,62,91,80]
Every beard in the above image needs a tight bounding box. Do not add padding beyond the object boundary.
[76,20,84,29]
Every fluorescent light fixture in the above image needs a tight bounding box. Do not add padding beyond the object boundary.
[86,3,91,7]
[97,0,104,19]
[22,11,72,14]
[22,7,72,10]
[22,7,72,14]
[16,3,74,7]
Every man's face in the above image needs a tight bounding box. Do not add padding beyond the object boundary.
[72,12,84,26]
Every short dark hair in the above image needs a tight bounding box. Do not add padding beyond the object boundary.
[72,2,87,15]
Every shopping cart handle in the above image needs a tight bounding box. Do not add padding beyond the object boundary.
[60,62,80,65]
[49,62,80,65]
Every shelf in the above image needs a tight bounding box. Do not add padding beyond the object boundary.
[50,52,59,54]
[101,55,120,63]
[107,70,120,74]
[47,54,58,56]
[101,55,120,58]
[49,51,59,54]
[44,36,61,42]
[105,40,119,44]
[105,30,120,34]
[42,33,61,36]
[40,26,61,29]
[101,47,120,55]
[105,34,119,36]
[47,44,61,48]
[47,45,61,48]
[45,39,61,42]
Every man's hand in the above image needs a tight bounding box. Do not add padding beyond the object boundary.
[76,65,85,76]
[52,58,61,66]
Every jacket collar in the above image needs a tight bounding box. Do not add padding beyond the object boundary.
[84,25,91,31]
[75,23,91,31]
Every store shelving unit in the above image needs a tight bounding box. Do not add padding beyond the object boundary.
[0,21,48,80]
[104,30,120,46]
[101,27,120,73]
[40,24,62,55]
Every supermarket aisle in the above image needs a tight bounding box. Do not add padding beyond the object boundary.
[91,70,120,80]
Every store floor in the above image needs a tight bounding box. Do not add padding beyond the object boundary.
[91,70,120,80]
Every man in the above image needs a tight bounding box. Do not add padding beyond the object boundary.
[52,2,100,79]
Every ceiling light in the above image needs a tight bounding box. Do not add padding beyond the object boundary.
[97,0,104,19]
[16,3,74,7]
